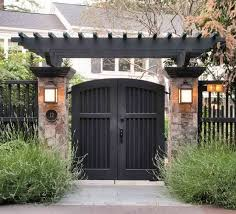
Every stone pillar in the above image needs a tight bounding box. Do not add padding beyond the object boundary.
[31,67,75,157]
[164,67,205,158]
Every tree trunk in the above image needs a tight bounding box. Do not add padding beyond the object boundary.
[0,0,4,10]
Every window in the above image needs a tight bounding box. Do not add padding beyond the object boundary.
[119,58,130,72]
[102,58,115,71]
[100,58,149,74]
[134,58,145,72]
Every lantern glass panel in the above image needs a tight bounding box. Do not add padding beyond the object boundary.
[179,89,192,103]
[215,84,224,92]
[207,84,215,92]
[45,88,57,103]
[207,84,224,93]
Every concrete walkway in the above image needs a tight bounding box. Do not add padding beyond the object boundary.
[1,205,235,214]
[0,181,235,214]
[59,180,187,206]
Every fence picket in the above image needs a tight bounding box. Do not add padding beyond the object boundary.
[198,81,236,143]
[0,80,38,123]
[230,105,233,144]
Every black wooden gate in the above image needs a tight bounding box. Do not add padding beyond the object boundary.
[72,79,165,180]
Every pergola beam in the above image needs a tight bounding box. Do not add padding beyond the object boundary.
[11,32,225,67]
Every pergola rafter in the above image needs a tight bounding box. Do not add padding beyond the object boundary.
[11,32,225,67]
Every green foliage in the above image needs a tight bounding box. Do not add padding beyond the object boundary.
[62,58,85,85]
[61,59,85,85]
[0,140,72,204]
[159,142,236,209]
[0,122,37,143]
[0,123,85,204]
[62,58,73,67]
[70,73,85,86]
[165,118,168,138]
[0,47,4,60]
[187,0,236,83]
[0,51,43,80]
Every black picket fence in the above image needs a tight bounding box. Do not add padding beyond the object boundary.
[198,81,236,144]
[0,80,38,123]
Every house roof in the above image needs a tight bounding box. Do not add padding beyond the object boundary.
[0,3,184,34]
[0,10,66,31]
[53,3,184,34]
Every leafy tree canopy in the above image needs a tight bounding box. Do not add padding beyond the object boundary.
[186,0,236,83]
[5,0,41,12]
[0,50,84,84]
[0,49,42,80]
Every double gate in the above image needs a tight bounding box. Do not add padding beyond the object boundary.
[72,79,165,180]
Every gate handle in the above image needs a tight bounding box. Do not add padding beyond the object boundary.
[120,128,123,143]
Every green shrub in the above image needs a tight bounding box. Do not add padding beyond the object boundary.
[164,118,168,138]
[0,139,73,204]
[0,122,37,143]
[160,142,236,209]
[0,51,43,80]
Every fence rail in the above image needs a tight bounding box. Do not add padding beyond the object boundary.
[198,81,236,143]
[0,80,38,123]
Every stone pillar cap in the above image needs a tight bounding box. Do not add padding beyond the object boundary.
[164,67,205,79]
[31,67,76,79]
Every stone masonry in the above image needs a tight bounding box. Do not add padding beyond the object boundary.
[168,78,198,144]
[32,67,75,158]
[164,67,205,158]
[38,77,68,155]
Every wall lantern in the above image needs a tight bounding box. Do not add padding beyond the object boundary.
[44,81,58,103]
[179,81,193,104]
[207,84,224,93]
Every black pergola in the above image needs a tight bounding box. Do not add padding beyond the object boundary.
[11,32,225,67]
